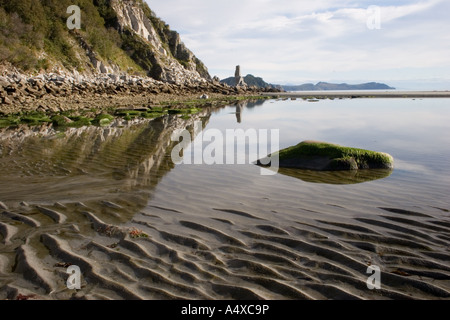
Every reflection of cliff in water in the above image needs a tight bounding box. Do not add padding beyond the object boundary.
[0,111,211,220]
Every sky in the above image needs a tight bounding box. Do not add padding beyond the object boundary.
[146,0,450,89]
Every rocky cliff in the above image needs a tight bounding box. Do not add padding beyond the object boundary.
[0,0,211,84]
[110,0,210,83]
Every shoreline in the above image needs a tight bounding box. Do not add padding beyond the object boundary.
[2,67,449,116]
[0,70,278,115]
[262,90,450,99]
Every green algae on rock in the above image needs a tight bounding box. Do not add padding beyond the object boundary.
[258,140,394,171]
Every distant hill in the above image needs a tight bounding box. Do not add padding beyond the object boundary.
[221,74,394,91]
[221,74,282,90]
[282,82,395,91]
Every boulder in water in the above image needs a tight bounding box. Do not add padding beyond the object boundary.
[257,140,394,171]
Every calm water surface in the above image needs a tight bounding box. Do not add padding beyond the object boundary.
[1,97,449,300]
[154,98,450,214]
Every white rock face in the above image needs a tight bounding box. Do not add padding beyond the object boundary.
[112,0,166,56]
[110,0,207,84]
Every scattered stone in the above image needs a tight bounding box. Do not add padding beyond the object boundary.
[0,68,282,116]
[1,97,12,105]
[0,201,8,210]
[54,202,67,209]
[101,201,123,209]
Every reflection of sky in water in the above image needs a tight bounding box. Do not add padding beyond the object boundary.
[157,97,450,218]
[183,98,450,179]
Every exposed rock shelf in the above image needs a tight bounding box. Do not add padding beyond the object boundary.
[0,71,279,115]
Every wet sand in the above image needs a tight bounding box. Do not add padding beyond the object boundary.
[1,166,449,300]
[0,101,449,300]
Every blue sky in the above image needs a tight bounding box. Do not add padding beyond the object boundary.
[147,0,450,89]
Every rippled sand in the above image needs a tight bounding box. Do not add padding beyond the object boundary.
[1,175,449,300]
[1,102,449,300]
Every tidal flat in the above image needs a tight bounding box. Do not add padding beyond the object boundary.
[0,97,449,300]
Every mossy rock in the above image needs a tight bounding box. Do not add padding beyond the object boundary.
[167,109,184,115]
[93,114,115,126]
[0,116,20,128]
[149,107,165,113]
[141,112,166,119]
[20,112,51,125]
[168,108,200,115]
[98,118,113,126]
[189,108,201,114]
[258,140,394,171]
[52,115,73,127]
[0,119,13,128]
[114,109,143,117]
[68,116,93,127]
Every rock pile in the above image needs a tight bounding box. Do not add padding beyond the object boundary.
[0,70,281,115]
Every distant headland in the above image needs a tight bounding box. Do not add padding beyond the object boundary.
[221,73,395,91]
[281,82,395,91]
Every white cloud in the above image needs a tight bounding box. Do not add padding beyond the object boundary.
[147,0,450,87]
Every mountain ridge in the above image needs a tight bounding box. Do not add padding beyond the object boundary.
[221,74,280,89]
[221,74,394,91]
[283,81,395,91]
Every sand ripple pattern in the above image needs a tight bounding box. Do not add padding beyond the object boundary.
[1,199,449,300]
[1,104,450,300]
